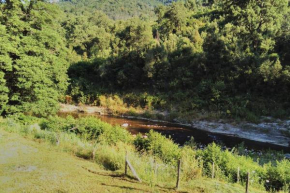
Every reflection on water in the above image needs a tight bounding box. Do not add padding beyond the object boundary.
[59,112,289,152]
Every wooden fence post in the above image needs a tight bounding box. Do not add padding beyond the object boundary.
[237,167,240,183]
[56,133,60,146]
[125,152,128,175]
[212,162,215,179]
[246,172,250,193]
[176,159,181,189]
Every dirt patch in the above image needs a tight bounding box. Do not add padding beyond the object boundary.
[60,104,107,115]
[15,165,37,172]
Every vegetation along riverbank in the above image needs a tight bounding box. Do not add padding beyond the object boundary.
[60,103,290,148]
[1,115,289,192]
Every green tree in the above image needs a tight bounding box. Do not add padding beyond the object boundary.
[63,11,113,59]
[157,2,189,37]
[221,0,288,56]
[0,0,69,116]
[0,25,11,113]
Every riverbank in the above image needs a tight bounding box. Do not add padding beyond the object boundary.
[0,118,270,193]
[0,128,266,193]
[59,104,290,148]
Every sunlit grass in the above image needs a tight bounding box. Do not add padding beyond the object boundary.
[0,123,267,193]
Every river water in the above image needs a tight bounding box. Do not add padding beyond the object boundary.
[59,112,289,152]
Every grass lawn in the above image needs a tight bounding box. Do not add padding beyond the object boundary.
[0,129,265,193]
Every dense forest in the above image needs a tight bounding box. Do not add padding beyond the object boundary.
[0,0,290,120]
[64,0,290,121]
[1,1,290,192]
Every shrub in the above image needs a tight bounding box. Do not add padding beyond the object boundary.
[197,143,265,188]
[134,130,181,164]
[75,145,94,160]
[98,125,132,145]
[40,116,76,132]
[77,117,110,140]
[265,160,290,192]
[94,143,128,171]
[40,116,132,144]
[180,146,203,180]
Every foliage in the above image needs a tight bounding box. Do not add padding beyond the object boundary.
[40,115,132,144]
[197,143,265,187]
[0,0,69,116]
[1,0,290,190]
[1,0,290,121]
[134,130,181,164]
[265,160,290,192]
[62,0,290,121]
[2,116,290,192]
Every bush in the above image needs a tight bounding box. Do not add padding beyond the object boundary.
[40,116,76,132]
[134,130,181,164]
[75,145,94,160]
[40,116,132,144]
[98,95,128,114]
[98,125,132,145]
[180,146,203,180]
[265,160,290,192]
[197,143,265,188]
[94,143,128,171]
[77,117,112,140]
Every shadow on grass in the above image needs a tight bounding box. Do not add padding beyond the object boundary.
[100,182,147,192]
[82,166,139,182]
[81,166,190,192]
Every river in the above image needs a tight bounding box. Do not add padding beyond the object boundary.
[59,112,290,152]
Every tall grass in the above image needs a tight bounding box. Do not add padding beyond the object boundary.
[1,116,289,192]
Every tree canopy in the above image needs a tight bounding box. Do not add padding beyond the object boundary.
[0,0,69,116]
[64,0,290,119]
[0,0,290,119]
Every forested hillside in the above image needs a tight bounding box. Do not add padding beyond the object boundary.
[63,0,290,121]
[0,0,290,121]
[1,1,290,192]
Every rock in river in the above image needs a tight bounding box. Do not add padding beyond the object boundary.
[121,123,129,127]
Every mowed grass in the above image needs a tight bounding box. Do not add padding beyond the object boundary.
[0,129,265,193]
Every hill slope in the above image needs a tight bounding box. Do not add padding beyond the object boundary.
[0,128,265,193]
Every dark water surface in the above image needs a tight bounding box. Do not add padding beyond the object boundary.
[59,112,290,152]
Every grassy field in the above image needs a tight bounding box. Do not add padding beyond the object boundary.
[0,128,265,193]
